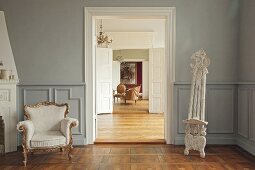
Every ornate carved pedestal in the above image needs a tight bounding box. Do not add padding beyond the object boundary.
[183,49,210,158]
[0,79,18,152]
[183,118,208,158]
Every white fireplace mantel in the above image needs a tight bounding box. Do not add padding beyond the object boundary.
[0,80,18,152]
[0,11,19,153]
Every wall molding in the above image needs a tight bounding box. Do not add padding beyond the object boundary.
[18,82,86,86]
[174,81,238,85]
[206,86,235,134]
[23,88,52,104]
[175,135,236,145]
[175,81,255,85]
[85,7,176,144]
[236,135,255,156]
[238,88,250,138]
[175,84,236,135]
[54,88,83,135]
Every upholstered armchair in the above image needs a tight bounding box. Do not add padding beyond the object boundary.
[124,85,141,104]
[113,84,126,102]
[17,101,79,166]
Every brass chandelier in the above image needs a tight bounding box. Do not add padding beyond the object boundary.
[97,19,112,47]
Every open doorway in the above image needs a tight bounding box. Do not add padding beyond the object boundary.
[94,18,166,143]
[85,7,176,144]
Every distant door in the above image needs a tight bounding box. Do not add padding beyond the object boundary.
[112,61,120,91]
[96,48,113,114]
[149,48,164,113]
[142,61,149,99]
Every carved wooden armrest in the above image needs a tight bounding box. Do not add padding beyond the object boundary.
[60,118,79,144]
[17,120,35,149]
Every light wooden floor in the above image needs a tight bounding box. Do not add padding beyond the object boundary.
[96,100,165,143]
[1,145,255,169]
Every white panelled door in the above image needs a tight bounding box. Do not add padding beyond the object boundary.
[142,61,149,99]
[149,48,164,113]
[112,61,120,91]
[96,48,113,114]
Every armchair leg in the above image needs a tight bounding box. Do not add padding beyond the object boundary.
[66,145,73,160]
[22,148,28,167]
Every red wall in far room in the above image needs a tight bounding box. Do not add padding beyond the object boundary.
[137,62,142,93]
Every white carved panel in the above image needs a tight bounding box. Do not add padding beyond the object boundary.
[102,98,111,111]
[153,68,161,82]
[152,82,161,96]
[0,83,17,152]
[238,88,249,138]
[101,83,110,96]
[0,89,10,101]
[96,48,113,114]
[0,107,10,152]
[149,48,164,113]
[151,98,161,113]
[153,51,161,66]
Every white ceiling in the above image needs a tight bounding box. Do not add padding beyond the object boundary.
[96,19,165,48]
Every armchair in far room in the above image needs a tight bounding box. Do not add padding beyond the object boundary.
[113,84,126,103]
[124,85,141,104]
[17,101,79,166]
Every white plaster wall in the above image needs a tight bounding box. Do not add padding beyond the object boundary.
[0,11,18,79]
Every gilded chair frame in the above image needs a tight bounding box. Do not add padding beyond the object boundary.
[17,101,77,166]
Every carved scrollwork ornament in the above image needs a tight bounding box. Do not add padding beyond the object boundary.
[190,48,210,80]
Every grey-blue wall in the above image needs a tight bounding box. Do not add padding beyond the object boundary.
[0,0,239,83]
[236,0,255,156]
[1,0,253,155]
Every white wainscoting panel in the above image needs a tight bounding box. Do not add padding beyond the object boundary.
[207,87,235,134]
[238,88,249,138]
[54,88,83,135]
[251,89,255,142]
[237,85,255,156]
[174,84,236,144]
[176,87,190,134]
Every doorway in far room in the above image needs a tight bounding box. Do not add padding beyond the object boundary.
[95,18,165,143]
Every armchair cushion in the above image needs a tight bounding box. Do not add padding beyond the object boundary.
[31,131,66,148]
[25,105,67,132]
[61,118,79,144]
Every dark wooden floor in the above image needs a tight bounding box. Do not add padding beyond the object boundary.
[0,144,255,170]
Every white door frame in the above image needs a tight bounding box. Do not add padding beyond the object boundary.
[84,7,176,144]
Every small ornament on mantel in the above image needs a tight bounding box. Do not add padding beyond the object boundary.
[183,48,210,158]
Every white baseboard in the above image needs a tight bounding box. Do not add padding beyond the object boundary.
[236,135,255,156]
[174,135,236,145]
